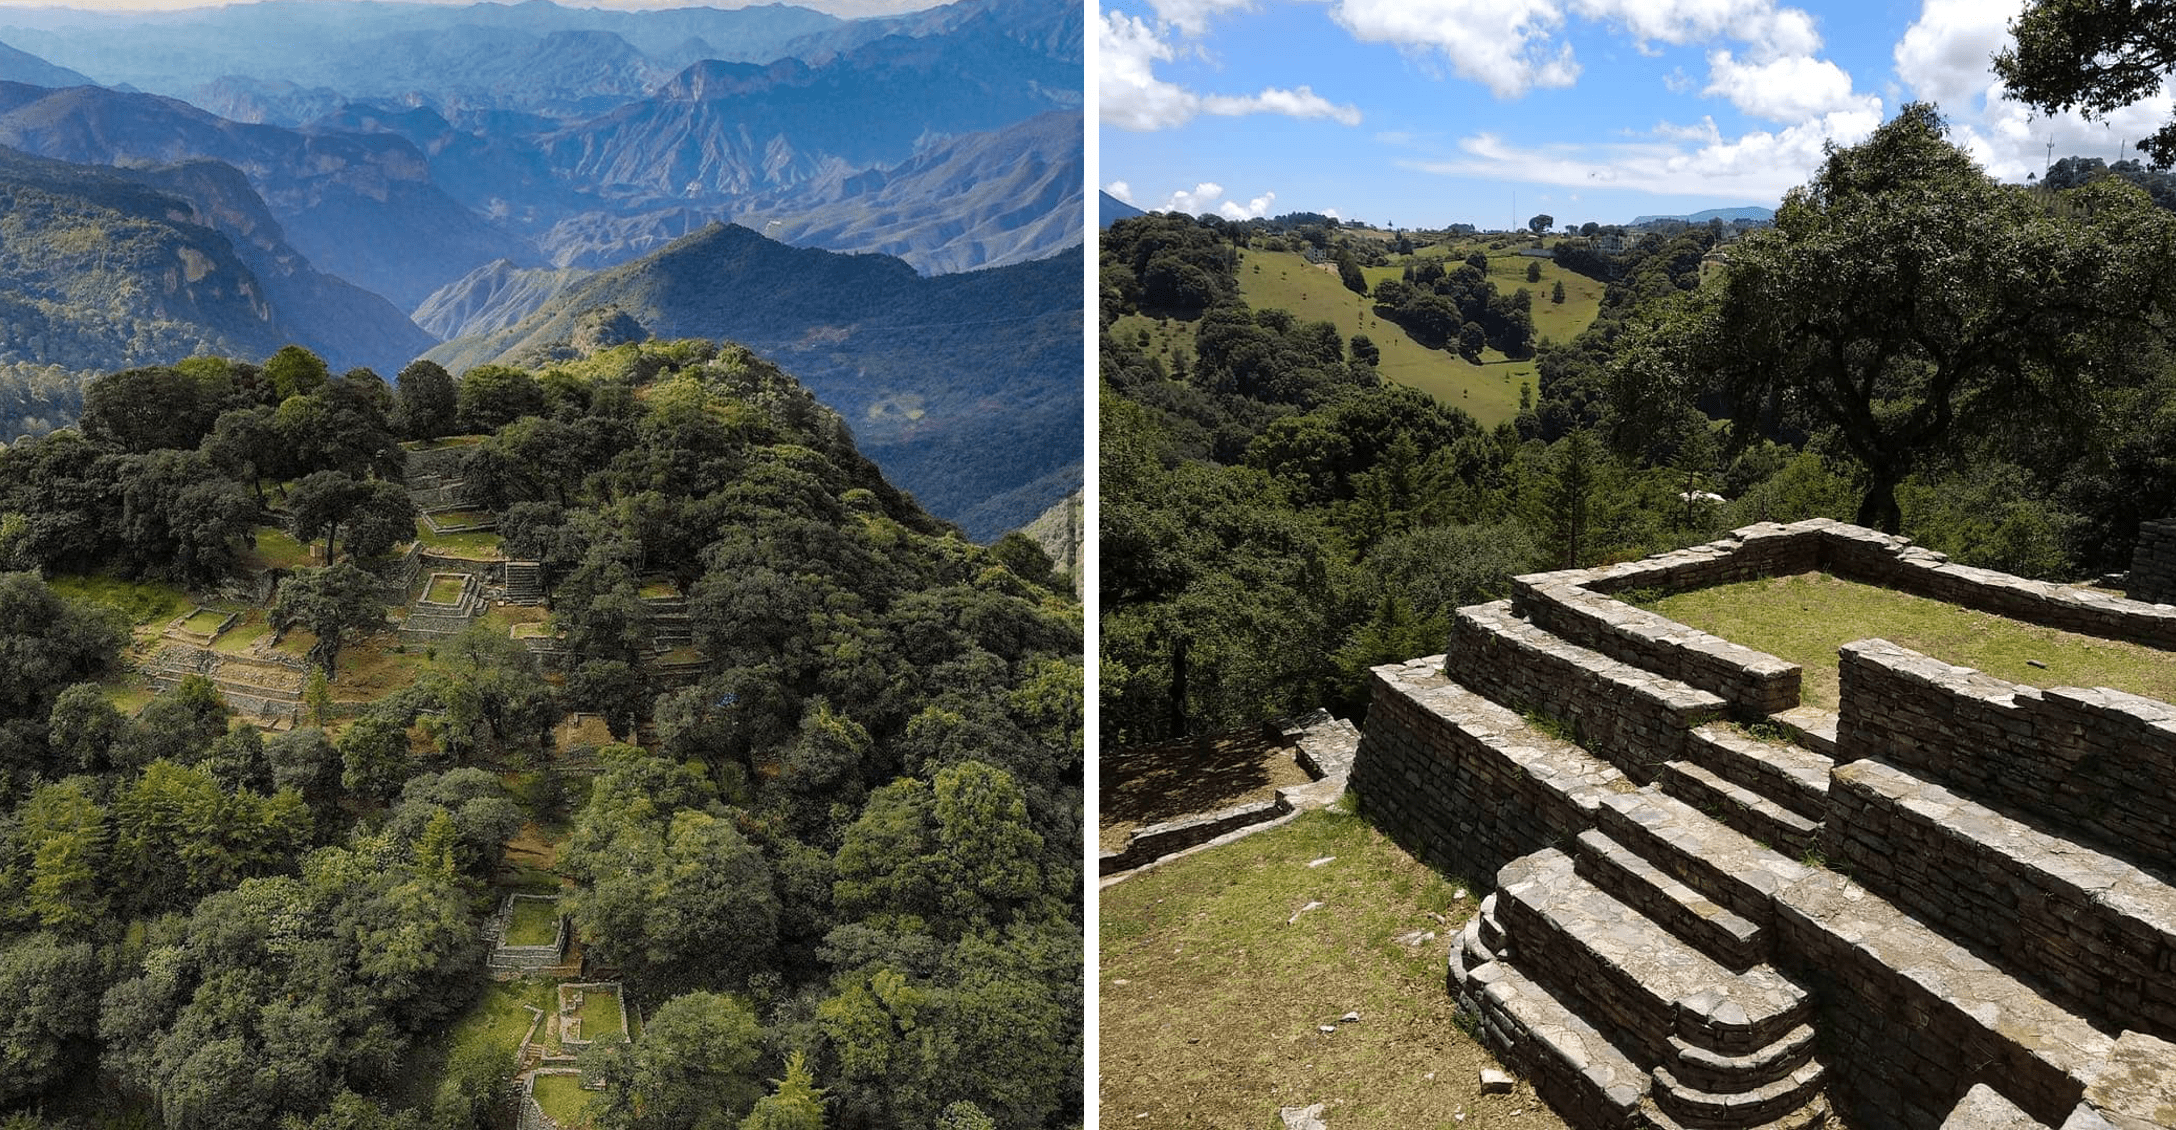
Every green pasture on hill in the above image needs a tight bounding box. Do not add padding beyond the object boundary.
[1244,247,1604,428]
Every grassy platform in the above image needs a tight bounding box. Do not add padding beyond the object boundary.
[577,988,624,1040]
[529,1074,594,1128]
[247,526,314,570]
[1641,573,2176,709]
[414,526,504,554]
[1101,804,1564,1129]
[425,574,467,604]
[44,574,187,625]
[180,609,229,635]
[504,897,562,947]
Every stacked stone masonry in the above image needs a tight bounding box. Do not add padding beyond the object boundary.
[1350,521,2176,1130]
[1836,639,2176,874]
[2129,519,2176,606]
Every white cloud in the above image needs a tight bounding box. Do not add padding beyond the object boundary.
[1408,107,1882,199]
[1321,0,1579,99]
[1106,181,1136,203]
[1145,0,1260,37]
[1162,182,1228,214]
[1573,0,1820,59]
[1100,10,1363,130]
[1219,190,1279,219]
[1894,0,2176,182]
[1323,207,1342,219]
[1705,50,1877,122]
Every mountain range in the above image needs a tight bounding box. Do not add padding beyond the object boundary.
[1628,206,1774,225]
[0,0,1083,537]
[427,223,1082,540]
[0,145,427,377]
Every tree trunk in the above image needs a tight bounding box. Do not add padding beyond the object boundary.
[1167,635,1190,739]
[1855,474,1904,534]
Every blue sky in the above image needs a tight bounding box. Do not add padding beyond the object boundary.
[1098,0,2176,228]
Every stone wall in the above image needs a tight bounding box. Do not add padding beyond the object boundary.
[1771,871,2112,1130]
[2128,518,2176,605]
[419,551,504,583]
[1821,758,2176,1044]
[1445,601,1726,784]
[1835,639,2176,873]
[1350,657,1630,886]
[1511,578,1802,715]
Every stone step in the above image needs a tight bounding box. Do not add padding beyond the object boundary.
[1651,1057,1826,1128]
[1594,790,1815,931]
[1573,830,1764,972]
[1941,1083,2048,1129]
[1658,761,1820,858]
[1639,1089,1830,1130]
[1448,600,1728,785]
[1497,849,1813,1060]
[1664,1024,1817,1095]
[1454,946,1650,1129]
[1768,706,1837,758]
[1685,724,1830,822]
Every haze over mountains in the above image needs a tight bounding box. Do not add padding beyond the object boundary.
[0,0,1084,535]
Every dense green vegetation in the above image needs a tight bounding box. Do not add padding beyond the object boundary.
[1101,107,2176,747]
[0,337,1081,1130]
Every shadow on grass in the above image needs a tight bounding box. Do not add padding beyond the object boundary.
[1100,726,1311,832]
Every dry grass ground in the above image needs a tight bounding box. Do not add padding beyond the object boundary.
[1643,572,2176,708]
[1100,727,1312,853]
[1100,804,1569,1130]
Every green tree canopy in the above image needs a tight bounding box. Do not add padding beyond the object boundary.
[1614,102,2176,531]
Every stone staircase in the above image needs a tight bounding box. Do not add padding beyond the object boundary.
[1359,526,2176,1130]
[142,644,307,725]
[503,561,545,605]
[1454,789,1831,1127]
[400,573,486,643]
[1441,601,1839,1128]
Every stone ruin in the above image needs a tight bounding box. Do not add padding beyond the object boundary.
[1099,710,1358,877]
[2128,518,2176,606]
[1350,519,2176,1130]
[399,571,485,644]
[485,893,571,978]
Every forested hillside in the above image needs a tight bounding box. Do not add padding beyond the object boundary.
[1101,108,2176,747]
[0,336,1082,1130]
[431,224,1083,541]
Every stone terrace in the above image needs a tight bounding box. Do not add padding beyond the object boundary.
[1354,520,2176,1130]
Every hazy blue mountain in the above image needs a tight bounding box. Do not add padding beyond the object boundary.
[537,6,1081,209]
[1629,206,1774,225]
[117,158,436,373]
[410,258,590,341]
[428,223,1081,538]
[0,2,841,117]
[1099,190,1145,227]
[0,39,94,89]
[0,81,535,308]
[735,110,1082,273]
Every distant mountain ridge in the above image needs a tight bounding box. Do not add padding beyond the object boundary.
[428,223,1082,539]
[0,81,535,309]
[1099,190,1145,227]
[736,110,1082,274]
[0,144,432,377]
[1629,205,1774,225]
[0,38,92,89]
[411,259,589,341]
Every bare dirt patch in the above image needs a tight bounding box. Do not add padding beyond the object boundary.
[1101,727,1313,853]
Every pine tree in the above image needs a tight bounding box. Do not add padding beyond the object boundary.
[740,1050,825,1130]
